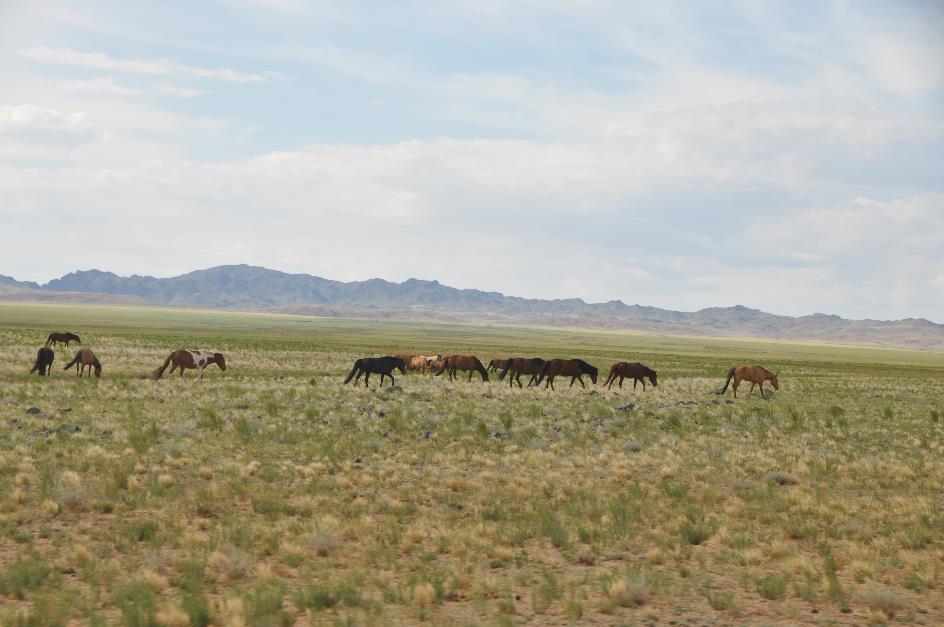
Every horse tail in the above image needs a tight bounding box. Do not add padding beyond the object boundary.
[63,352,80,371]
[343,359,362,384]
[30,352,43,374]
[497,359,512,380]
[535,361,550,385]
[717,367,736,394]
[603,364,617,387]
[45,333,54,347]
[152,353,173,379]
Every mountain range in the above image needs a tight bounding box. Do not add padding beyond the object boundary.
[1,265,942,349]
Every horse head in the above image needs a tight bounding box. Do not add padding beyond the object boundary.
[770,373,779,389]
[649,370,658,387]
[396,358,407,374]
[215,353,227,371]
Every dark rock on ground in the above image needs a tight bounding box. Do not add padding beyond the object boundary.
[25,407,42,415]
[617,402,636,411]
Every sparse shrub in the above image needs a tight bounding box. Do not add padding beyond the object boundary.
[859,584,904,618]
[756,573,789,600]
[0,560,53,599]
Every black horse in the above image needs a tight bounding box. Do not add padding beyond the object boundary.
[497,357,546,388]
[343,356,406,388]
[534,358,598,390]
[30,347,54,376]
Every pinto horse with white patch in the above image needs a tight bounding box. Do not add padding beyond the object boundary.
[153,349,227,380]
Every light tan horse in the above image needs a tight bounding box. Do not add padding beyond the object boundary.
[409,356,430,372]
[717,365,779,398]
[64,348,101,377]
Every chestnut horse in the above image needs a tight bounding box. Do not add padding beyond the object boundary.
[343,356,406,387]
[603,362,657,390]
[435,355,489,382]
[717,365,779,398]
[153,349,227,380]
[534,359,598,390]
[497,358,546,388]
[30,347,54,376]
[64,348,102,378]
[46,332,81,347]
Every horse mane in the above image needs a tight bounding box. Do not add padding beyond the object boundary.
[574,358,596,374]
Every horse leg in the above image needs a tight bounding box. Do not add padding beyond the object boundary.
[468,370,473,382]
[389,373,395,386]
[748,382,755,396]
[757,382,763,396]
[641,379,646,391]
[732,377,739,398]
[364,372,370,387]
[515,373,523,388]
[379,373,386,387]
[577,376,586,389]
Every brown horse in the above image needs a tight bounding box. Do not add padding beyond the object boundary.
[534,359,597,390]
[30,347,54,376]
[717,365,779,398]
[153,349,227,380]
[497,358,546,388]
[435,355,489,382]
[343,356,406,387]
[408,356,430,372]
[64,348,102,378]
[46,332,81,347]
[603,362,658,390]
[487,359,506,373]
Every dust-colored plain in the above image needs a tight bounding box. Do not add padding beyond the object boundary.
[0,302,941,626]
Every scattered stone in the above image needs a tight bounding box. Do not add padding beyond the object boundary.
[378,411,386,417]
[25,407,42,415]
[492,431,504,439]
[678,400,697,406]
[626,441,642,452]
[60,407,72,413]
[422,430,432,439]
[380,431,389,437]
[576,551,595,566]
[382,385,403,394]
[617,402,636,411]
[724,400,734,405]
[353,457,362,464]
[762,389,775,400]
[58,424,81,434]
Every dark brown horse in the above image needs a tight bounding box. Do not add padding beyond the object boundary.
[435,355,489,382]
[64,348,102,378]
[30,347,54,376]
[717,365,779,398]
[603,362,657,390]
[497,358,546,388]
[46,332,81,347]
[534,359,598,390]
[343,356,406,387]
[153,349,227,380]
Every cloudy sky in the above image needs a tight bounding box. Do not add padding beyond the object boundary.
[1,1,942,321]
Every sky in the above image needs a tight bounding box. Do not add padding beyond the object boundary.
[1,1,942,321]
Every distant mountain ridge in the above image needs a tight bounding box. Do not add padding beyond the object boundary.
[2,265,942,349]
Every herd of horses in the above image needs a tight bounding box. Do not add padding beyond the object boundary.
[344,353,780,398]
[28,332,781,398]
[30,332,226,380]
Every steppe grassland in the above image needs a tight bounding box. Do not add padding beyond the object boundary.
[0,302,941,626]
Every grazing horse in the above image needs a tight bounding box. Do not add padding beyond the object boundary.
[603,362,658,390]
[153,349,227,380]
[534,359,598,390]
[497,358,546,388]
[717,365,779,398]
[30,347,54,376]
[64,348,102,378]
[435,355,489,382]
[46,332,81,347]
[487,359,506,373]
[409,356,430,372]
[343,356,406,387]
[428,357,447,373]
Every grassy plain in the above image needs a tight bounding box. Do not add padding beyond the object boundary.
[0,302,941,626]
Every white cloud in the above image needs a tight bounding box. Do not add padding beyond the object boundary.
[17,46,270,83]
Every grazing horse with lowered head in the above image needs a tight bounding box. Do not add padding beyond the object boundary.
[46,332,81,347]
[435,355,489,382]
[603,362,658,390]
[153,349,227,380]
[717,365,779,398]
[30,347,55,376]
[64,348,102,378]
[534,359,598,390]
[343,356,406,387]
[497,358,546,388]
